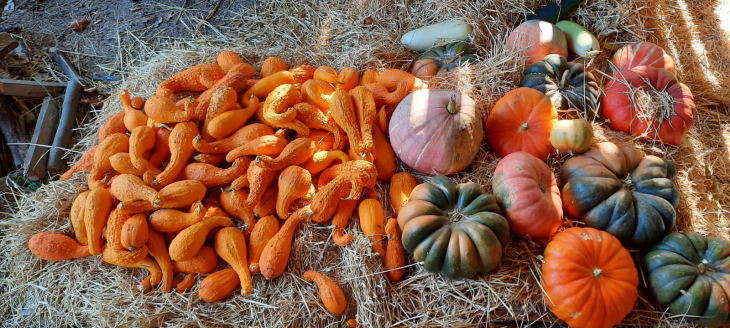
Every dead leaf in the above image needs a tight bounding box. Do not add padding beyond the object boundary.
[70,19,90,32]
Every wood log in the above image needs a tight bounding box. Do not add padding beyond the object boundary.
[23,97,59,180]
[0,95,27,168]
[48,80,82,170]
[0,79,66,98]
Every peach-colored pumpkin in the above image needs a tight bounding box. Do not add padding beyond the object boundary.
[508,20,568,64]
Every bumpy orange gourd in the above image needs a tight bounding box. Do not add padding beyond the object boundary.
[371,125,395,181]
[156,63,225,97]
[120,214,149,251]
[290,65,316,84]
[302,270,347,315]
[215,227,253,296]
[169,216,233,262]
[181,157,251,188]
[194,69,249,121]
[259,207,313,279]
[389,172,417,215]
[60,145,98,180]
[144,95,195,123]
[69,191,89,245]
[207,95,260,139]
[149,121,198,187]
[248,215,279,273]
[88,133,129,190]
[120,90,148,132]
[199,268,240,302]
[172,245,219,273]
[486,87,557,160]
[109,153,145,176]
[361,69,378,84]
[336,67,359,91]
[329,90,364,155]
[376,69,426,92]
[149,201,205,232]
[332,198,358,246]
[202,87,239,140]
[294,102,345,150]
[310,129,337,152]
[384,218,405,282]
[313,66,340,84]
[84,188,113,255]
[111,174,159,203]
[253,187,279,218]
[217,51,254,77]
[243,159,279,206]
[301,79,335,110]
[254,137,316,171]
[363,81,409,108]
[192,153,226,166]
[301,150,349,175]
[28,232,91,261]
[129,125,161,174]
[351,86,376,154]
[146,229,174,292]
[194,123,273,154]
[219,189,257,235]
[254,103,310,137]
[241,71,296,105]
[225,134,288,162]
[261,57,287,78]
[121,180,207,214]
[359,199,386,257]
[98,111,126,142]
[276,166,313,219]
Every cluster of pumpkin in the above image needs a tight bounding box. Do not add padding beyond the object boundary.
[28,51,437,319]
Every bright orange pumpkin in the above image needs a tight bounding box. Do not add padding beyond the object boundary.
[491,152,562,239]
[486,87,557,160]
[542,227,639,328]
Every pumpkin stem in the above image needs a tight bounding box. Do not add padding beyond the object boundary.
[592,268,602,278]
[446,94,459,114]
[518,122,529,132]
[559,70,569,88]
[698,259,710,274]
[444,51,465,65]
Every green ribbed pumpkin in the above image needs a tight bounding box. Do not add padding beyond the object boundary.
[411,41,477,79]
[397,175,510,279]
[644,232,730,327]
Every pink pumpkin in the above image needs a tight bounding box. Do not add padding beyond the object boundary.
[389,89,483,175]
[508,20,568,64]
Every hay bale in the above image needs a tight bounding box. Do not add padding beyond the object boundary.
[2,0,729,327]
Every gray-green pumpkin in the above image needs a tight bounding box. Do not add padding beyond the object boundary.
[397,175,509,279]
[411,41,477,79]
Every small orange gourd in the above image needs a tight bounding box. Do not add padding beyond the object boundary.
[363,81,409,107]
[149,121,198,187]
[144,95,195,123]
[207,95,260,139]
[302,270,347,315]
[175,273,197,292]
[290,65,316,84]
[276,166,313,219]
[336,67,359,91]
[169,215,233,262]
[219,189,257,235]
[156,63,225,97]
[88,133,129,190]
[69,191,89,245]
[241,71,296,106]
[194,70,249,121]
[332,198,358,246]
[180,157,251,188]
[28,232,91,261]
[329,90,363,156]
[376,69,426,92]
[202,87,239,140]
[217,51,253,76]
[149,201,205,233]
[193,123,273,154]
[109,153,146,176]
[262,84,300,124]
[60,145,98,180]
[84,188,113,255]
[360,69,378,84]
[248,215,279,273]
[261,57,287,78]
[301,150,349,175]
[301,79,335,110]
[225,134,288,163]
[146,229,174,292]
[120,214,149,251]
[214,227,253,296]
[258,207,313,279]
[129,125,161,174]
[110,174,159,203]
[294,102,345,150]
[199,268,239,302]
[254,137,316,171]
[371,125,396,181]
[98,111,126,142]
[313,66,340,84]
[384,218,405,282]
[120,90,148,132]
[358,199,386,257]
[389,172,417,215]
[253,187,278,218]
[172,245,219,273]
[351,86,376,154]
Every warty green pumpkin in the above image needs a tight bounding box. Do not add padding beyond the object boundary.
[560,142,679,246]
[644,232,730,327]
[397,175,510,279]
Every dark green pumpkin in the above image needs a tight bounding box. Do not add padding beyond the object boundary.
[644,232,730,327]
[519,54,601,117]
[560,142,679,246]
[411,41,477,78]
[397,175,510,279]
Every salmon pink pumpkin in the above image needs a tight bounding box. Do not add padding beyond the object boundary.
[389,89,483,175]
[492,152,563,239]
[508,20,568,64]
[611,42,676,73]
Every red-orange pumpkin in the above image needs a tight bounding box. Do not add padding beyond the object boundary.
[486,87,557,160]
[507,20,568,64]
[611,42,676,73]
[602,66,695,145]
[492,152,562,239]
[389,89,483,175]
[542,227,639,328]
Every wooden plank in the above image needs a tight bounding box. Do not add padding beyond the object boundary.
[0,79,67,98]
[49,48,84,87]
[0,96,27,167]
[48,80,82,170]
[23,97,59,181]
[0,32,18,58]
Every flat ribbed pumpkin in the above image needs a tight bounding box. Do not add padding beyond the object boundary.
[560,142,679,246]
[611,41,676,73]
[389,89,483,175]
[543,227,639,328]
[644,232,730,327]
[398,175,510,279]
[492,152,562,239]
[486,87,557,160]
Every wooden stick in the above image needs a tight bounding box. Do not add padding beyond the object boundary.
[49,48,84,87]
[0,96,27,168]
[23,97,59,180]
[0,79,67,98]
[48,80,82,170]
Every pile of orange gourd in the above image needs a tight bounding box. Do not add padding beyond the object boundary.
[29,50,428,315]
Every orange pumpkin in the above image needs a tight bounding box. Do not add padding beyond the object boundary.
[542,227,639,328]
[486,87,557,160]
[491,152,562,239]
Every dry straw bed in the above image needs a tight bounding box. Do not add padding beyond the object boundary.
[2,0,729,327]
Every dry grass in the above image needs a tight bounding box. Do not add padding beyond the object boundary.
[2,0,729,327]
